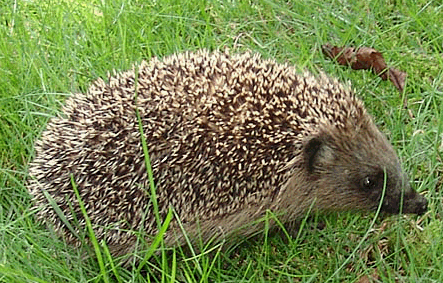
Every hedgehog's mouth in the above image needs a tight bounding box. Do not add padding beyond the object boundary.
[380,193,428,215]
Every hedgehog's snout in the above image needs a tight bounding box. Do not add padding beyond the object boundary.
[382,180,428,215]
[401,175,428,215]
[404,191,428,215]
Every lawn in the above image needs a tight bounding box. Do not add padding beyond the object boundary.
[0,0,442,282]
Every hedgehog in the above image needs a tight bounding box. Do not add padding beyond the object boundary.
[28,50,427,258]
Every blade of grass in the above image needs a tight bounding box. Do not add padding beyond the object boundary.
[71,175,109,283]
[325,170,388,282]
[136,207,173,274]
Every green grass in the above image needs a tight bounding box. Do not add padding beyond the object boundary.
[1,0,442,281]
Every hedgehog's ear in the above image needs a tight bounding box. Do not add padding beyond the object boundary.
[304,135,334,173]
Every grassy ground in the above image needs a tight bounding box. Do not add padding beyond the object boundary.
[0,0,442,282]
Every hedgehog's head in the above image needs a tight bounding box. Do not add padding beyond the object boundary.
[302,120,427,216]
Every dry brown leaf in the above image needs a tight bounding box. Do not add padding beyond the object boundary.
[322,43,407,93]
[388,68,407,93]
[357,275,371,283]
[357,268,381,283]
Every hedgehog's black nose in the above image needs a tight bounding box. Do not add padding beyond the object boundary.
[399,191,428,215]
[414,195,428,215]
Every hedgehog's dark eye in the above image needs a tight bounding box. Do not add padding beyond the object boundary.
[362,176,374,190]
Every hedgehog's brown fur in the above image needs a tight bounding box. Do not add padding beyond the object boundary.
[28,50,427,257]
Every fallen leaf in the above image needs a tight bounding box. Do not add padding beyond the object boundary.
[322,43,407,93]
[357,268,381,283]
[388,68,407,93]
[357,275,371,283]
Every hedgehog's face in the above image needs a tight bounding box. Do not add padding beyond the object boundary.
[303,126,427,216]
